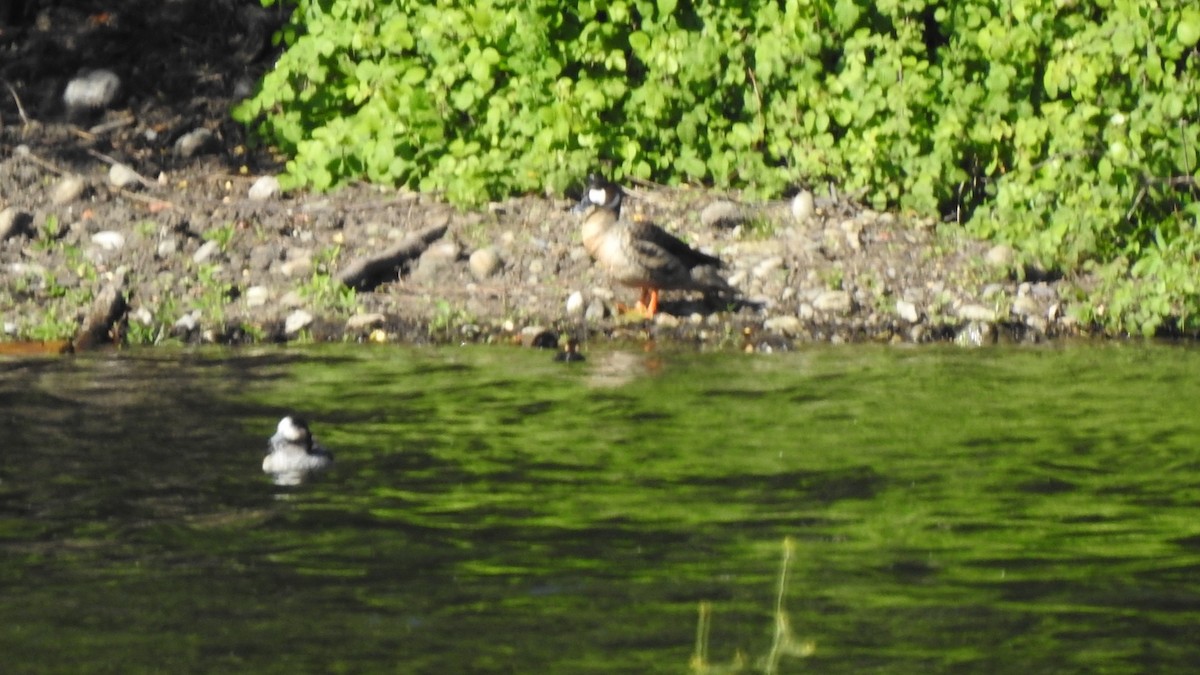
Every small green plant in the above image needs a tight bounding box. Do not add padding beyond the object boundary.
[299,245,357,313]
[428,300,474,340]
[739,216,778,241]
[203,223,238,252]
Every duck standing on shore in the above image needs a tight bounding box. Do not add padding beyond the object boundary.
[573,173,737,318]
[262,415,333,485]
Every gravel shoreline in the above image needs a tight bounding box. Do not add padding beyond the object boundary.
[0,1,1091,352]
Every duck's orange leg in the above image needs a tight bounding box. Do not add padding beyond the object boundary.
[645,289,659,317]
[632,287,658,318]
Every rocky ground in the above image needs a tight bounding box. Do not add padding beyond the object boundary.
[0,0,1091,354]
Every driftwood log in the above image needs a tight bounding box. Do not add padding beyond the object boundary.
[335,222,448,291]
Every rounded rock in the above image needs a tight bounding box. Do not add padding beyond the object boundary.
[468,247,502,280]
[895,299,920,323]
[52,174,88,205]
[192,240,220,264]
[790,190,815,223]
[174,128,216,158]
[565,291,584,316]
[244,285,270,308]
[248,176,281,201]
[284,309,314,335]
[63,69,121,111]
[700,200,746,229]
[91,230,125,251]
[108,163,141,189]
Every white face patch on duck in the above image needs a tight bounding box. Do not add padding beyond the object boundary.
[587,186,612,207]
[276,416,311,444]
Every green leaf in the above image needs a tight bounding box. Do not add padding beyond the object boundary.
[1177,9,1200,47]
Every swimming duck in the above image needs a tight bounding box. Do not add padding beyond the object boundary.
[262,415,333,484]
[554,337,586,362]
[574,173,737,318]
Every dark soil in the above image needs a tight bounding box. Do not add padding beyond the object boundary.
[0,1,1089,353]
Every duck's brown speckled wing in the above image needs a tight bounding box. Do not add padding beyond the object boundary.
[626,220,724,271]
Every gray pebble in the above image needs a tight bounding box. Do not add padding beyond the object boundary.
[700,200,746,228]
[584,299,607,321]
[174,128,216,158]
[156,238,178,258]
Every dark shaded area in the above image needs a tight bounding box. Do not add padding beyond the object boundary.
[0,0,286,174]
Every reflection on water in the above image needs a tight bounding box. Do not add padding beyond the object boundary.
[3,344,1200,672]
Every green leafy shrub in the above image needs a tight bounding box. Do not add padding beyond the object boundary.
[236,0,1200,334]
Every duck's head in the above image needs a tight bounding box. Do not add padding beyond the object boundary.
[571,173,623,215]
[274,415,314,450]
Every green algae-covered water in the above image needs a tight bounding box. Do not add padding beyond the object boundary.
[2,344,1199,673]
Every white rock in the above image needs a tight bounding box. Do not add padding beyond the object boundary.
[244,285,270,307]
[790,190,815,223]
[108,163,141,189]
[51,174,87,205]
[63,69,121,110]
[248,175,281,201]
[157,238,178,258]
[284,309,314,335]
[895,299,920,323]
[565,291,584,315]
[173,311,200,333]
[91,230,125,251]
[192,240,220,264]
